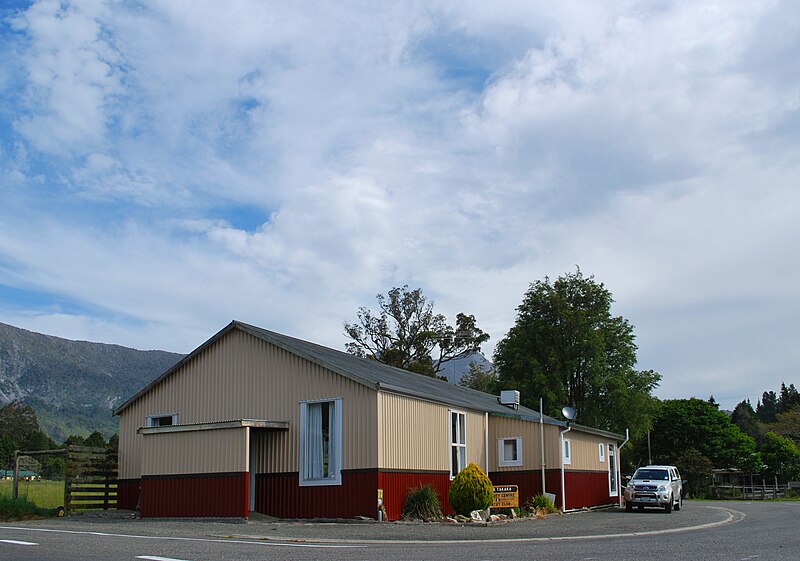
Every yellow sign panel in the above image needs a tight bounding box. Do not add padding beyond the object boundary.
[492,485,519,509]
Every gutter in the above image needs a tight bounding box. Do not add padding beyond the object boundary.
[617,428,630,508]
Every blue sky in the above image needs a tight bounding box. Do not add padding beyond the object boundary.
[1,1,799,410]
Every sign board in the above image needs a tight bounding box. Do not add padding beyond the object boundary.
[492,485,519,509]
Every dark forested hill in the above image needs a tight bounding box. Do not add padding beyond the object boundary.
[0,322,183,441]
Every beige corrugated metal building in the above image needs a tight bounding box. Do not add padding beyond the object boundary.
[114,321,623,519]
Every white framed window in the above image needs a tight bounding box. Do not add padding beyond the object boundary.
[147,413,178,427]
[498,437,523,467]
[449,410,467,478]
[299,398,342,486]
[563,438,572,465]
[599,443,605,462]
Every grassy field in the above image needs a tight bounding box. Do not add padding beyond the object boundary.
[0,479,64,509]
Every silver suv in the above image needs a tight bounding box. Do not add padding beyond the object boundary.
[624,465,683,513]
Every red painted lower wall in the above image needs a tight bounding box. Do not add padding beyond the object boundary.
[491,469,614,510]
[255,470,378,519]
[564,470,614,509]
[489,470,543,506]
[140,472,248,518]
[254,470,451,520]
[378,471,452,520]
[135,468,614,519]
[116,479,140,511]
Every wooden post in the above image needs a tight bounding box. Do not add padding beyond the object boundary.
[12,451,19,499]
[64,446,72,514]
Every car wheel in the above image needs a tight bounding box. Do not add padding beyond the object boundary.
[665,495,673,513]
[675,495,682,511]
[626,503,632,512]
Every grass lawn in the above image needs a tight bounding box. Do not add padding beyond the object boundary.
[0,479,64,509]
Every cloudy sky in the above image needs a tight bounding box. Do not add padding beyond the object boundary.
[1,0,798,410]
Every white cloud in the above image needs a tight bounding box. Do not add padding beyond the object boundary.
[1,1,799,410]
[12,0,123,155]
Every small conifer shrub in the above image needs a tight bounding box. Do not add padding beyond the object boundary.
[448,462,494,515]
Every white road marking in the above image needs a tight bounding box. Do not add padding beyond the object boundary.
[0,526,363,548]
[0,539,38,546]
[0,506,745,547]
[137,556,192,561]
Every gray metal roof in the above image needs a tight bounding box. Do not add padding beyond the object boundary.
[234,321,555,422]
[114,320,624,439]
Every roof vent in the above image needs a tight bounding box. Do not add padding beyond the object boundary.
[499,390,520,410]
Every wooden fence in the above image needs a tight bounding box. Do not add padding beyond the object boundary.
[707,484,795,500]
[13,445,117,513]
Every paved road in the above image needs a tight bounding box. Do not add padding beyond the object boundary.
[0,501,797,560]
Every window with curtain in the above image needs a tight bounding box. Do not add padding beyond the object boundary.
[300,398,342,486]
[450,410,467,478]
[498,437,523,467]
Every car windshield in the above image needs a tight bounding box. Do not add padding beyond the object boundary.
[634,469,669,480]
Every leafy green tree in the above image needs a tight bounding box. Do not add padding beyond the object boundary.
[731,399,763,446]
[458,362,499,394]
[673,448,714,498]
[108,433,119,452]
[23,429,56,451]
[41,456,65,479]
[493,269,660,436]
[757,391,779,423]
[0,400,40,445]
[760,432,800,483]
[63,435,86,447]
[639,398,757,470]
[769,408,800,445]
[345,286,489,377]
[84,431,107,448]
[778,383,800,413]
[0,434,18,469]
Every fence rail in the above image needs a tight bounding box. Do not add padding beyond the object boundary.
[13,445,117,513]
[708,484,794,500]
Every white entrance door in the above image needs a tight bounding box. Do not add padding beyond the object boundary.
[249,433,257,512]
[608,443,618,497]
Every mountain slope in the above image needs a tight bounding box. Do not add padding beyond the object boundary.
[437,351,493,385]
[0,322,183,441]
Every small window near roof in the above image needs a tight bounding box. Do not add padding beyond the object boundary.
[599,443,605,462]
[147,413,178,427]
[498,437,523,467]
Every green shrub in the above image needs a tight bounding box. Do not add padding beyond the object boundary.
[402,484,443,520]
[448,462,494,515]
[0,495,56,521]
[524,494,558,514]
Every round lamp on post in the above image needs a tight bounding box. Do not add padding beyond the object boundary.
[560,406,577,511]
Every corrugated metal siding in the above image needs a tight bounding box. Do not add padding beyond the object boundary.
[566,430,613,472]
[378,470,452,520]
[489,470,544,505]
[116,479,140,511]
[378,392,485,471]
[254,470,377,518]
[490,469,613,509]
[141,428,246,475]
[140,473,248,518]
[118,329,378,478]
[564,471,612,509]
[486,418,616,475]
[488,417,566,473]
